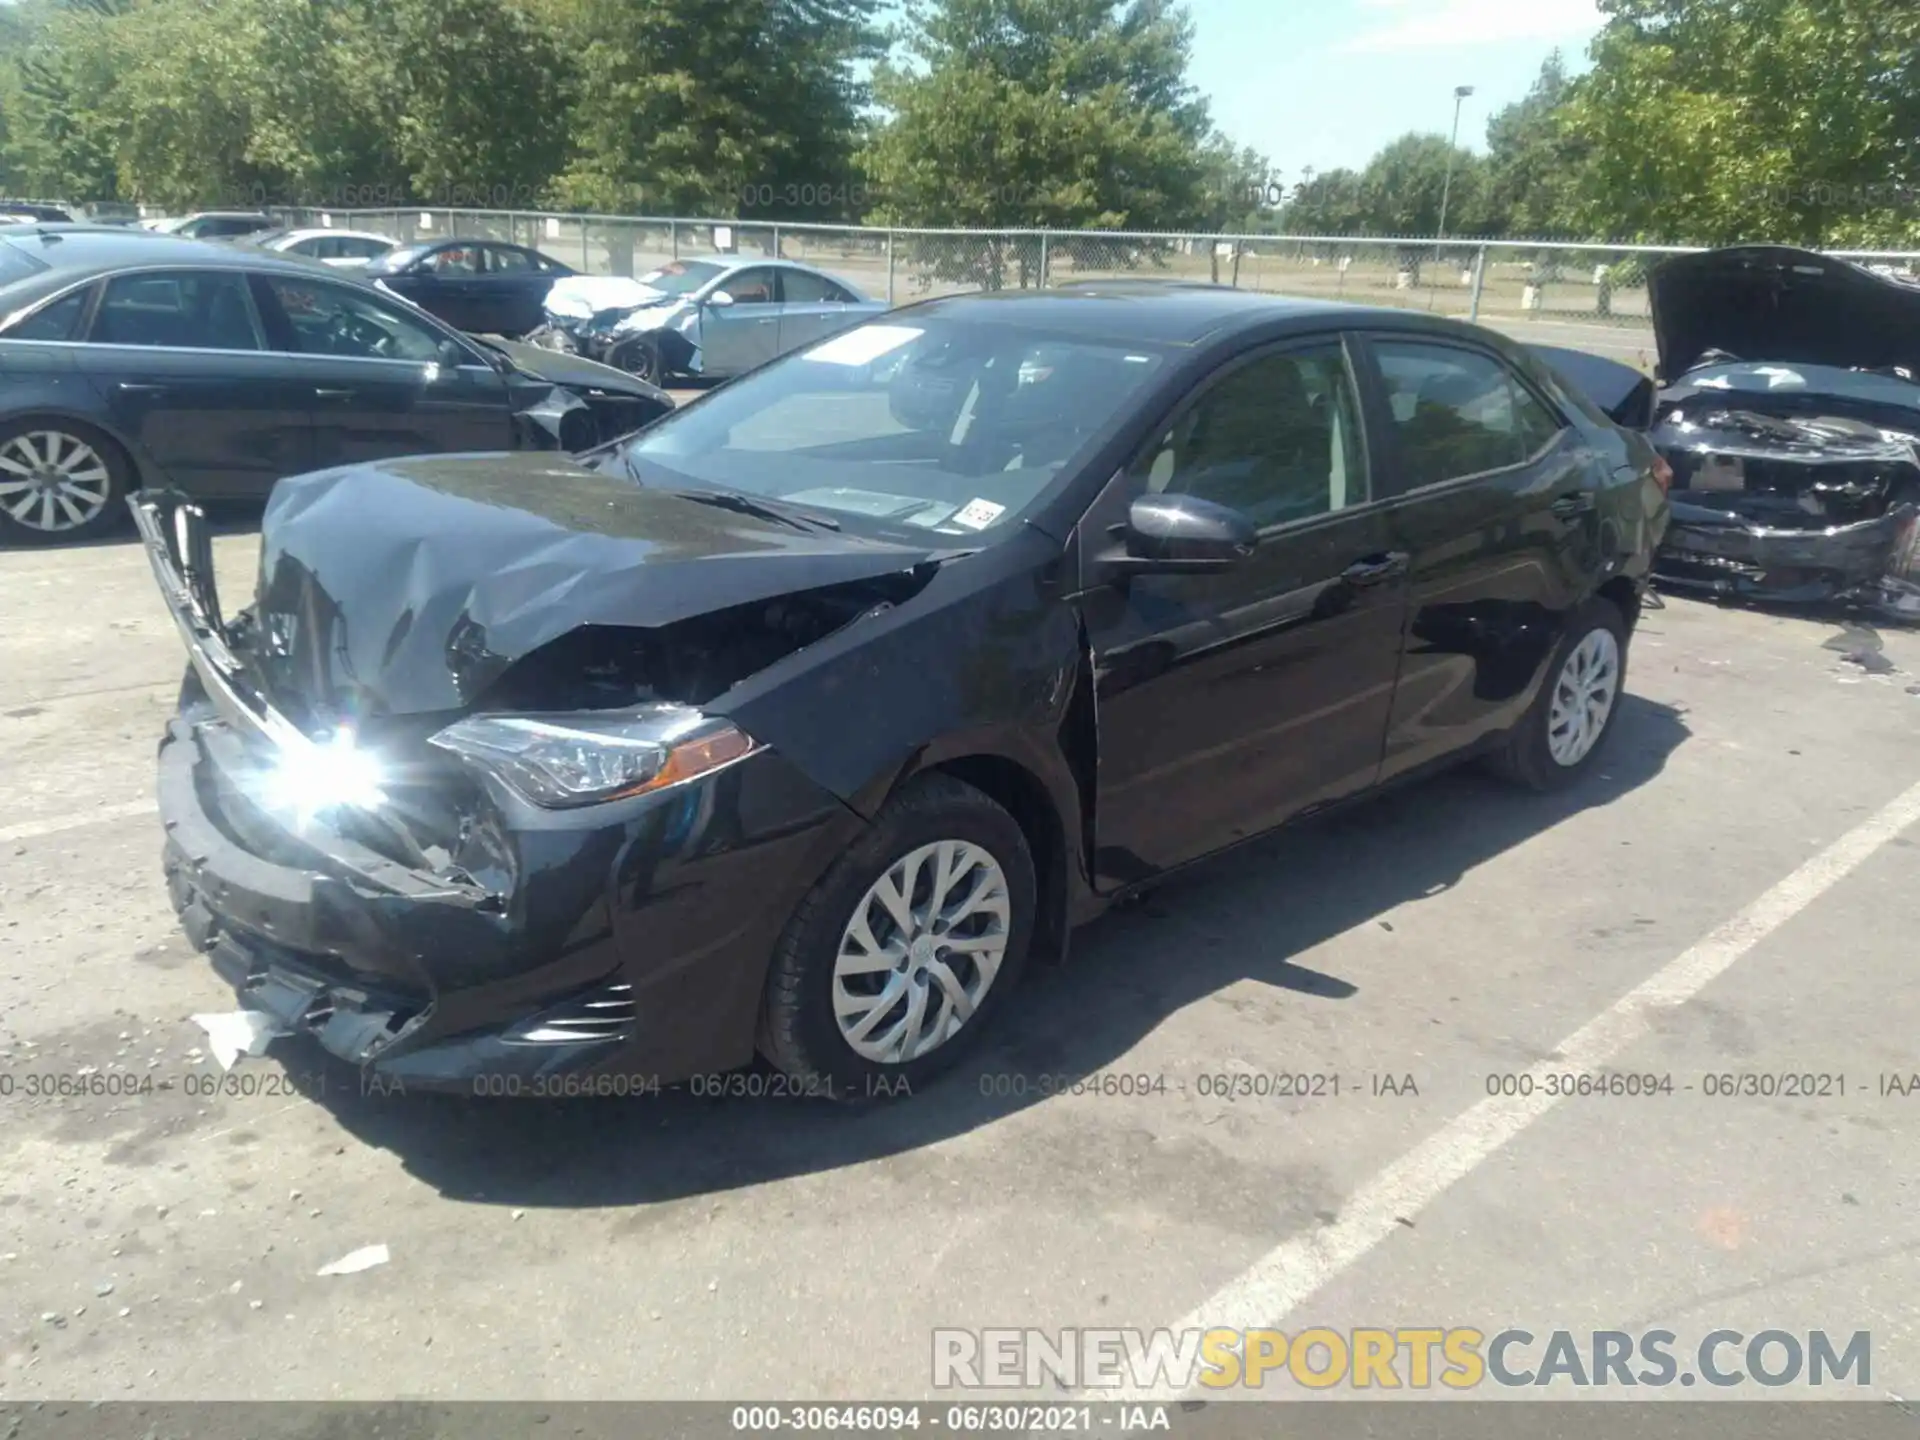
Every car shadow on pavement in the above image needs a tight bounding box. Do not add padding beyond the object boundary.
[300,692,1691,1207]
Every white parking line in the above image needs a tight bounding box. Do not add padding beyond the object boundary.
[1112,774,1920,1403]
[0,799,159,846]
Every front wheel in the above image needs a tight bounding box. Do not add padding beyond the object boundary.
[758,775,1036,1097]
[1486,597,1629,791]
[611,336,666,387]
[0,420,131,545]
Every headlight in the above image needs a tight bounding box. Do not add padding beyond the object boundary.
[427,705,757,809]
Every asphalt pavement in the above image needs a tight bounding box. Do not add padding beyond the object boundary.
[2,525,1918,1405]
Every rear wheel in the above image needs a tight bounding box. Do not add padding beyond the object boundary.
[0,419,131,545]
[1487,597,1629,791]
[759,775,1036,1097]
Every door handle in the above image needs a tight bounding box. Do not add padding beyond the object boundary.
[314,388,357,401]
[1550,493,1595,518]
[1340,551,1410,586]
[117,382,166,394]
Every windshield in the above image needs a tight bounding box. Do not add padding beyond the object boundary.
[635,260,725,296]
[618,316,1166,536]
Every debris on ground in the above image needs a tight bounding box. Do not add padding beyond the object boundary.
[317,1244,390,1277]
[190,1010,290,1071]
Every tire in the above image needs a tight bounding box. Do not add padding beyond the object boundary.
[0,418,132,545]
[759,774,1037,1097]
[612,336,666,387]
[1486,597,1629,792]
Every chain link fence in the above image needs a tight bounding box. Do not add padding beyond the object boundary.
[275,207,1920,366]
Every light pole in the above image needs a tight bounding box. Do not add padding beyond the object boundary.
[1436,84,1475,241]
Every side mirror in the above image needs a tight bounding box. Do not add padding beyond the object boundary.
[436,338,468,368]
[1101,493,1256,579]
[706,289,735,308]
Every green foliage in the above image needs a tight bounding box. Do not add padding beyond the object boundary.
[858,0,1256,232]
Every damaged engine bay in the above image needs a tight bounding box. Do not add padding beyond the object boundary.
[1646,246,1920,618]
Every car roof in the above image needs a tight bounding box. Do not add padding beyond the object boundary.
[0,228,394,292]
[889,282,1496,347]
[274,228,394,243]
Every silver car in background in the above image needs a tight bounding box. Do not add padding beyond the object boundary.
[530,256,888,384]
[237,227,399,271]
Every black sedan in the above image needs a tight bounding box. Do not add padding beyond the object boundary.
[363,238,574,337]
[138,286,1669,1099]
[0,227,671,543]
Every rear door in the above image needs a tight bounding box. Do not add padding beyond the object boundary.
[251,272,515,466]
[1081,335,1410,880]
[1353,332,1606,781]
[80,267,313,497]
[775,269,861,354]
[700,265,784,375]
[401,243,488,331]
[475,244,559,336]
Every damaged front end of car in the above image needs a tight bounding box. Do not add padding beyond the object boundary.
[1652,406,1920,614]
[129,461,944,1088]
[1647,246,1920,618]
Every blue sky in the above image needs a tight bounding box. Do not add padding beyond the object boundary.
[1186,0,1607,176]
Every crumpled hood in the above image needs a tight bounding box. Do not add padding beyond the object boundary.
[251,456,944,723]
[543,275,666,320]
[1650,245,1920,382]
[487,336,669,404]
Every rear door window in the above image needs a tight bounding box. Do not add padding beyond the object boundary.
[90,271,262,350]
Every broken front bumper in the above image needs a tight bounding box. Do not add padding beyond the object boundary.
[134,492,867,1092]
[1654,499,1920,611]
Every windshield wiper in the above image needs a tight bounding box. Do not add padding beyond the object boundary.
[666,487,842,532]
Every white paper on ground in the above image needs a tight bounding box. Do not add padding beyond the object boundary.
[190,1011,290,1072]
[317,1244,390,1277]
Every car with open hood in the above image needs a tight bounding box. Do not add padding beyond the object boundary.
[1646,244,1920,614]
[527,257,890,385]
[136,285,1668,1098]
[0,228,670,542]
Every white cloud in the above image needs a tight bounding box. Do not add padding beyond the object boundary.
[1340,0,1603,52]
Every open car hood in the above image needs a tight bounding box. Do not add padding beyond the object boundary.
[1649,245,1920,383]
[245,457,949,723]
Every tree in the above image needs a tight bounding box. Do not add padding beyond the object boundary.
[1280,167,1369,235]
[1483,50,1587,236]
[382,0,570,204]
[551,0,881,216]
[1558,0,1920,245]
[1359,132,1490,237]
[858,0,1234,232]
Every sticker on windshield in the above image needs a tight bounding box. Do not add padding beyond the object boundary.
[950,498,1006,530]
[803,325,924,366]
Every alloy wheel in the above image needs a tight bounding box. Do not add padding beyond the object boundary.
[830,839,1012,1065]
[0,430,113,533]
[1546,627,1621,767]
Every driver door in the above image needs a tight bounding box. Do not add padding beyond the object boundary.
[699,266,783,375]
[249,273,513,468]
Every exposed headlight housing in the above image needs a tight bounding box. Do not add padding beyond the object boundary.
[427,705,757,809]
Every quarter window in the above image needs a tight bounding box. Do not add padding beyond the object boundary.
[1373,341,1564,489]
[1131,344,1368,529]
[3,288,88,341]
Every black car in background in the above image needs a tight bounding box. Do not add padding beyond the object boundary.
[363,238,575,337]
[139,286,1670,1099]
[0,228,672,542]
